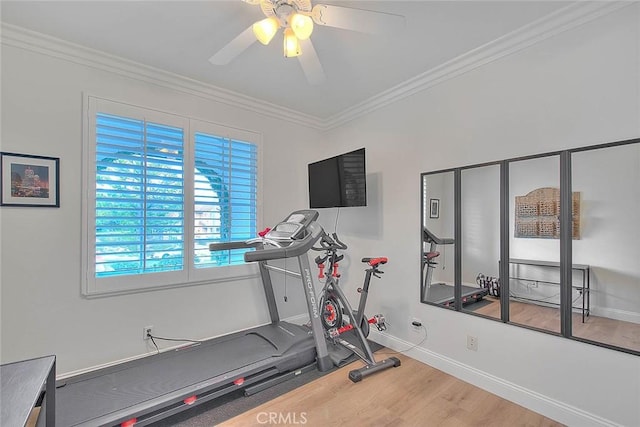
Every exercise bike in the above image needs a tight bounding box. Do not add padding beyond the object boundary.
[313,232,401,382]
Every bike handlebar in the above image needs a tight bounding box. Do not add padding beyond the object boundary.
[313,232,348,252]
[331,233,348,250]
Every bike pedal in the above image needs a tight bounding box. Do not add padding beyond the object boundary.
[373,314,387,331]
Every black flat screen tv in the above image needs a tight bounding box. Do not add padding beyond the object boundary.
[308,148,366,208]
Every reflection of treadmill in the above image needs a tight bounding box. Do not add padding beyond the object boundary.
[55,210,326,426]
[422,227,488,307]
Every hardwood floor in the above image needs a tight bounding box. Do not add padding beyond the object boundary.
[472,297,640,352]
[219,353,563,427]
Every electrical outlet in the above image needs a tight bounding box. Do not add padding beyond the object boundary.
[466,335,478,351]
[411,318,423,332]
[143,326,153,340]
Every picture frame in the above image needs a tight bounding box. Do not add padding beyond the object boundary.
[1,152,60,207]
[429,198,440,219]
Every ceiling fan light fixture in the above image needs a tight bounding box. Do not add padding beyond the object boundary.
[283,28,301,57]
[290,13,313,40]
[253,17,279,45]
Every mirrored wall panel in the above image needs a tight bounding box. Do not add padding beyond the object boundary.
[461,164,501,319]
[571,143,640,352]
[421,171,455,309]
[420,138,640,356]
[508,155,561,333]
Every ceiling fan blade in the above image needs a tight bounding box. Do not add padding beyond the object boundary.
[298,39,326,85]
[209,25,257,65]
[311,4,405,34]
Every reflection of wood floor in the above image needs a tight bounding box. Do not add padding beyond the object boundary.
[220,353,563,427]
[472,297,640,353]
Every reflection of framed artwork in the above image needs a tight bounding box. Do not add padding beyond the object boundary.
[1,152,60,207]
[429,198,440,219]
[515,187,580,239]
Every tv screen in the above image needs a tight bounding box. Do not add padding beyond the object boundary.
[308,148,366,208]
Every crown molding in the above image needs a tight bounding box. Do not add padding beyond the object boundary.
[1,1,631,132]
[0,23,325,130]
[323,1,633,131]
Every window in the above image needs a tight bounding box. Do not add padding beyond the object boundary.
[193,132,258,268]
[83,97,261,296]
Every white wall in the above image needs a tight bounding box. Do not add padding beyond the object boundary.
[461,164,501,283]
[573,143,640,320]
[320,5,640,427]
[0,43,320,373]
[423,171,455,284]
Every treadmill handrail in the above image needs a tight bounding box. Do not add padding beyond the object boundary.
[245,222,324,262]
[209,240,261,251]
[423,226,455,245]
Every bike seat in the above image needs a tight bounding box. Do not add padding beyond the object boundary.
[361,257,388,267]
[424,251,440,261]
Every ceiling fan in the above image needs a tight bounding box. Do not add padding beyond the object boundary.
[208,0,405,85]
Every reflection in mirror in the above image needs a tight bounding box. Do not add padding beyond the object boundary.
[509,155,561,333]
[571,142,640,352]
[461,164,501,319]
[421,171,455,308]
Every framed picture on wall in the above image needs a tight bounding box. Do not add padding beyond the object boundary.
[429,198,439,219]
[1,152,60,207]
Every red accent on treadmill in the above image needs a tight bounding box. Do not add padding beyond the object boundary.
[368,257,388,267]
[258,228,271,237]
[234,378,245,386]
[183,395,197,405]
[121,418,137,427]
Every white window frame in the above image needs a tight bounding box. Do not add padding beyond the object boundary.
[82,95,262,297]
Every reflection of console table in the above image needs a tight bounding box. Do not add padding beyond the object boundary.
[1,355,56,426]
[509,258,590,322]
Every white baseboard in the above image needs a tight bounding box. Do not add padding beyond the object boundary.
[590,306,640,325]
[369,330,620,427]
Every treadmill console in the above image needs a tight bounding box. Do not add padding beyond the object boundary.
[266,210,319,241]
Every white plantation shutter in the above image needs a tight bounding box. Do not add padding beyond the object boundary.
[84,96,260,296]
[423,174,428,226]
[194,133,257,268]
[95,113,184,277]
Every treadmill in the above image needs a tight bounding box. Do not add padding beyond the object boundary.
[421,227,488,307]
[55,210,329,426]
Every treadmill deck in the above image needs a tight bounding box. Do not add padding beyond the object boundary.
[425,283,488,306]
[56,322,315,426]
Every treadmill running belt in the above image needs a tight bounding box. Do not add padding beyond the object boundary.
[425,283,487,305]
[57,324,310,426]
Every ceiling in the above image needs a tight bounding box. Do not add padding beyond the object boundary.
[1,1,570,120]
